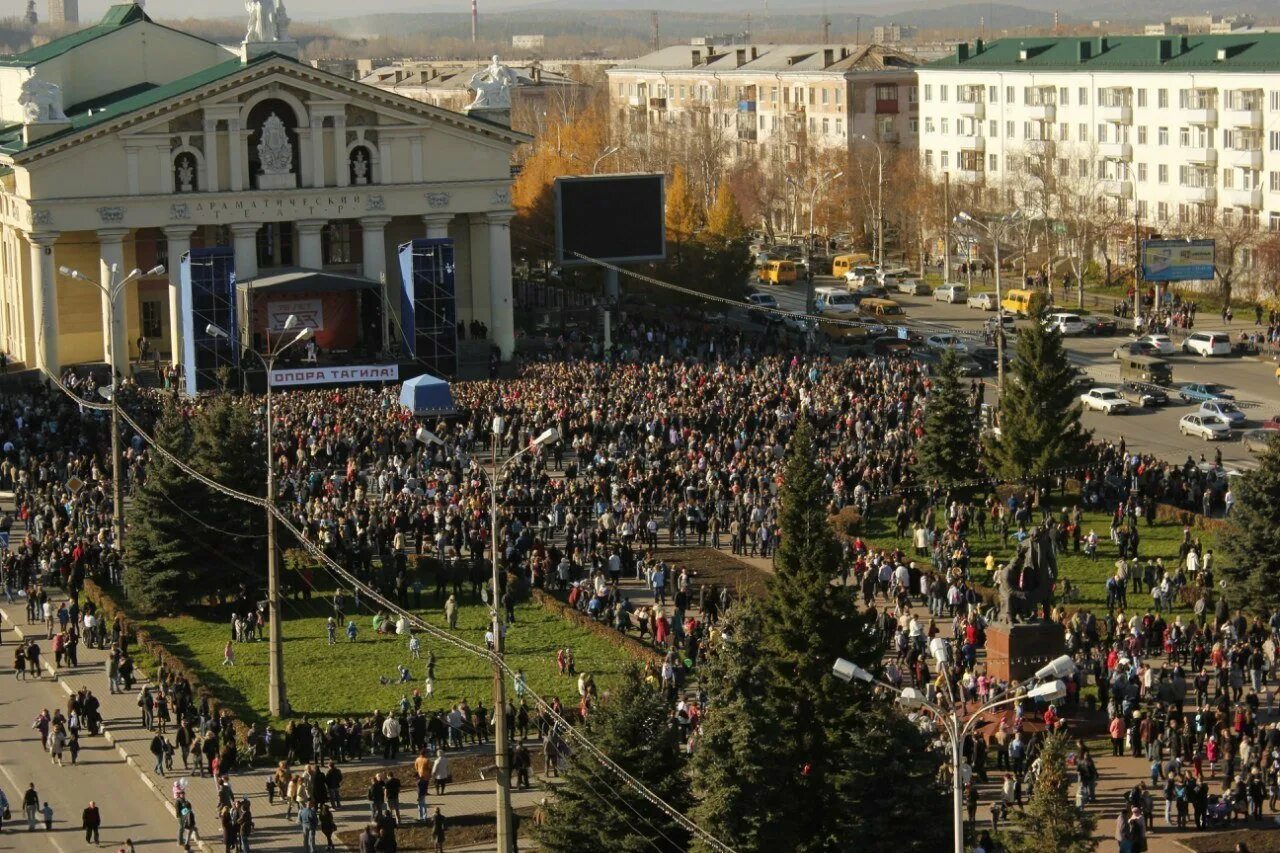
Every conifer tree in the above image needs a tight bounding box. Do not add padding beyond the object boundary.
[690,419,946,852]
[915,349,980,486]
[536,666,690,853]
[1223,432,1280,611]
[986,314,1090,484]
[1002,731,1097,853]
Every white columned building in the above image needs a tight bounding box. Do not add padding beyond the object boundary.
[0,3,528,377]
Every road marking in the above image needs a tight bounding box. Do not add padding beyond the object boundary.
[0,760,71,853]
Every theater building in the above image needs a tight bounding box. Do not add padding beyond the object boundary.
[0,4,526,380]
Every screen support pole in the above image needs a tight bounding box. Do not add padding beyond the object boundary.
[603,267,619,354]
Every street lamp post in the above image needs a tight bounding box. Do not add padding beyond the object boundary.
[208,316,313,719]
[419,424,560,853]
[954,211,1022,393]
[858,135,885,269]
[834,655,1074,853]
[59,263,166,552]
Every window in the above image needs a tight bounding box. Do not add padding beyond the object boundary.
[989,119,998,137]
[1272,91,1280,111]
[808,117,816,133]
[941,118,949,134]
[876,84,896,102]
[140,300,162,339]
[1006,121,1015,138]
[1059,87,1069,105]
[941,151,949,169]
[925,118,935,133]
[836,88,843,104]
[1058,122,1068,140]
[1157,127,1169,146]
[988,85,997,102]
[924,84,932,101]
[1137,163,1147,181]
[1158,164,1169,184]
[1097,124,1107,143]
[1157,89,1168,108]
[989,153,999,172]
[1137,89,1147,108]
[1222,168,1233,189]
[1078,159,1089,177]
[940,85,949,102]
[1271,171,1280,192]
[324,223,353,264]
[822,118,830,134]
[1270,130,1280,151]
[1157,202,1168,221]
[1078,87,1088,106]
[1137,200,1148,219]
[1078,123,1088,142]
[1137,126,1147,145]
[1057,158,1068,176]
[1005,86,1014,104]
[924,150,933,167]
[1179,127,1190,147]
[1022,121,1031,139]
[1271,212,1280,231]
[837,118,845,134]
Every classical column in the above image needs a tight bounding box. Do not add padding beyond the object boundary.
[468,214,491,332]
[202,117,220,192]
[486,211,515,359]
[27,231,59,376]
[228,117,244,192]
[98,229,129,377]
[360,216,392,353]
[164,225,196,365]
[422,213,452,240]
[296,220,326,270]
[334,116,349,188]
[310,117,325,188]
[231,222,260,281]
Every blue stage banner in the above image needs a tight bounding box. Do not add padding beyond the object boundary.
[180,247,238,396]
[396,239,458,376]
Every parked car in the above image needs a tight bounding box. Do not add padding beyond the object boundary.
[1044,312,1086,335]
[1179,413,1232,441]
[1081,315,1118,336]
[1113,340,1162,359]
[969,346,1009,374]
[967,292,997,311]
[1136,333,1176,355]
[1179,382,1235,403]
[1259,415,1280,431]
[851,281,889,300]
[925,333,969,353]
[871,336,912,356]
[1121,382,1169,408]
[814,288,860,315]
[1242,429,1276,453]
[895,278,931,296]
[746,292,779,324]
[933,283,969,303]
[1198,400,1246,427]
[1182,331,1232,357]
[1080,388,1131,415]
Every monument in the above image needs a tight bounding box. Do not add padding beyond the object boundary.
[464,55,518,127]
[19,72,71,145]
[241,0,298,61]
[255,113,296,190]
[985,524,1067,682]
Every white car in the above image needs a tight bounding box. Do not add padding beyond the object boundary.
[844,265,879,286]
[925,333,969,353]
[1080,388,1131,415]
[1044,312,1086,335]
[1180,413,1232,441]
[814,288,860,315]
[1136,334,1176,355]
[1182,331,1232,357]
[1198,400,1246,427]
[933,283,968,303]
[967,292,997,311]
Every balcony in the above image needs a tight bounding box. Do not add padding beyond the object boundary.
[649,97,667,110]
[1102,180,1133,197]
[876,99,899,114]
[737,128,758,143]
[956,135,985,152]
[1224,105,1262,128]
[1226,147,1263,169]
[1025,102,1056,121]
[879,130,900,143]
[1182,184,1217,203]
[737,99,756,112]
[1184,147,1217,165]
[1223,187,1263,209]
[955,99,985,119]
[1098,104,1133,123]
[1099,142,1132,160]
[1183,106,1217,125]
[627,95,643,107]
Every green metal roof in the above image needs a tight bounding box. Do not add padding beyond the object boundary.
[0,54,271,155]
[926,33,1280,72]
[0,4,151,67]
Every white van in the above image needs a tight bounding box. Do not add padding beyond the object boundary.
[1044,312,1085,335]
[933,283,969,303]
[1182,331,1232,357]
[813,287,860,315]
[844,265,880,286]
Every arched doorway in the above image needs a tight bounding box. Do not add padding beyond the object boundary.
[246,98,300,190]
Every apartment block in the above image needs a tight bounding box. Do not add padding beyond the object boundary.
[606,42,919,160]
[917,35,1280,231]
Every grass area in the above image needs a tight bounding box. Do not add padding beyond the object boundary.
[858,502,1216,613]
[141,596,629,725]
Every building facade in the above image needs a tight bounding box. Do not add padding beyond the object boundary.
[917,35,1280,232]
[0,5,526,377]
[606,42,919,159]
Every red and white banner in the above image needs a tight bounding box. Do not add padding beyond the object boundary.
[267,299,324,332]
[268,364,400,387]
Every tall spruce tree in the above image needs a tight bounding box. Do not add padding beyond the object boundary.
[690,420,946,852]
[1222,432,1280,611]
[915,348,980,485]
[536,666,690,853]
[123,406,203,613]
[986,315,1090,484]
[1002,731,1097,853]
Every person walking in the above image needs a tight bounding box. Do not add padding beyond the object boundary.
[22,783,38,830]
[431,751,450,796]
[298,800,317,853]
[431,807,446,853]
[317,802,336,852]
[82,801,101,845]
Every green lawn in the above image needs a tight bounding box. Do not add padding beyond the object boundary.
[860,504,1216,613]
[141,596,628,725]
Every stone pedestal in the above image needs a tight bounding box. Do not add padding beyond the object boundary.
[464,105,511,128]
[985,622,1065,683]
[241,39,299,62]
[256,172,296,190]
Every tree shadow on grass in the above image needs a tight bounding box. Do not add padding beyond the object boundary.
[140,621,267,727]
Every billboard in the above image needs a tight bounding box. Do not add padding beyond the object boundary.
[180,247,238,396]
[1142,239,1216,282]
[554,173,666,267]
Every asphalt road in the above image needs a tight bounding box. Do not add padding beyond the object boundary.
[0,634,179,852]
[747,276,1280,472]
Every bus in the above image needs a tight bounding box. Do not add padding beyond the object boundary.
[1001,289,1037,316]
[831,253,873,279]
[758,259,798,285]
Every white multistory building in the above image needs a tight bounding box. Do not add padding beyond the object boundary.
[917,34,1280,232]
